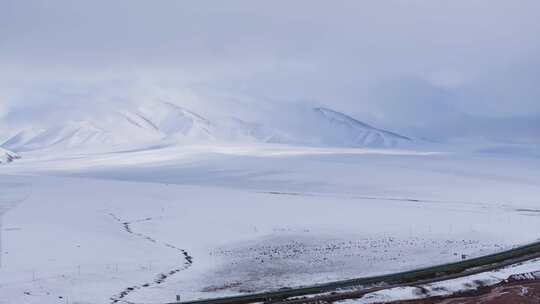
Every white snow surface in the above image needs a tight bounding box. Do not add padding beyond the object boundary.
[0,143,539,304]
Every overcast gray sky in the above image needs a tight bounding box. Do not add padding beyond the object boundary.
[1,0,539,141]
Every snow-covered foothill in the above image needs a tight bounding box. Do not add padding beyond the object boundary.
[309,107,411,148]
[0,147,21,164]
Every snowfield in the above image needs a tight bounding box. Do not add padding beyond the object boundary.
[1,143,539,304]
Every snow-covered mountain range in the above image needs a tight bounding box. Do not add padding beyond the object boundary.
[0,101,411,152]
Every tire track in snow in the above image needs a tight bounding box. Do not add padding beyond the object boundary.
[108,213,193,304]
[259,191,517,210]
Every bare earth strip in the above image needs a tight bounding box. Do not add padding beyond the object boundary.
[109,213,193,304]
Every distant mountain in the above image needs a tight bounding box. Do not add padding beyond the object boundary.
[310,107,411,148]
[2,119,158,152]
[1,101,217,152]
[127,101,215,140]
[0,147,21,164]
[1,101,412,152]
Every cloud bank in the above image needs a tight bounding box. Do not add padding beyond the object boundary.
[1,0,539,142]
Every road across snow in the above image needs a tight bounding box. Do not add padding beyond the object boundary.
[0,144,539,303]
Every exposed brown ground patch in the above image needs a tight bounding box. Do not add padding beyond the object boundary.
[385,280,540,304]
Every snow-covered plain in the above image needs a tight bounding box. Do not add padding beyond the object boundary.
[1,143,540,304]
